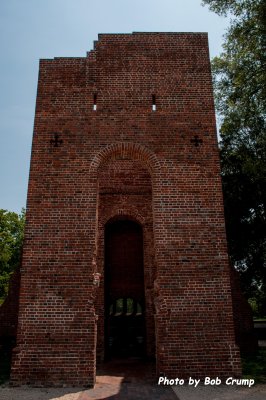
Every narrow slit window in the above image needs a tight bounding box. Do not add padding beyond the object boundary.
[152,94,156,111]
[93,94,97,111]
[126,298,134,315]
[109,303,114,315]
[116,298,123,314]
[136,302,142,315]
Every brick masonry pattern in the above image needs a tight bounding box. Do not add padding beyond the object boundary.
[10,32,242,386]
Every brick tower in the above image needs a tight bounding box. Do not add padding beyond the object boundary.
[11,33,241,386]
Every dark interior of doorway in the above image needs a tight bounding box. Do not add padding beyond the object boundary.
[104,219,146,360]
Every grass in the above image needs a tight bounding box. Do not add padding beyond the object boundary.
[242,348,266,384]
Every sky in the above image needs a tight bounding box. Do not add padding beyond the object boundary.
[0,0,228,213]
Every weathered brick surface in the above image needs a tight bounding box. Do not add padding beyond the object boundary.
[11,32,241,386]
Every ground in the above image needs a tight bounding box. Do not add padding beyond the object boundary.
[0,382,266,400]
[0,358,266,400]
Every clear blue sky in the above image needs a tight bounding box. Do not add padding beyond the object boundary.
[0,0,228,213]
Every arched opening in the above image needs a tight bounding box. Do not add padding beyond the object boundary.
[104,219,146,359]
[94,155,156,364]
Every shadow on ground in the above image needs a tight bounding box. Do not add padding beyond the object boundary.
[0,358,177,400]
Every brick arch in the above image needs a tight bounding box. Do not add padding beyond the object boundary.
[90,142,160,177]
[100,208,147,228]
[97,206,148,275]
[95,205,156,361]
[94,145,157,362]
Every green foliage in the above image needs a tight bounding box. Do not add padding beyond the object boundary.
[248,298,259,316]
[242,348,266,383]
[202,0,266,315]
[0,209,25,304]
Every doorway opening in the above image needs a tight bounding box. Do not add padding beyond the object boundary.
[104,219,146,359]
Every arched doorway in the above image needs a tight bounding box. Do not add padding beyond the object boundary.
[104,219,146,359]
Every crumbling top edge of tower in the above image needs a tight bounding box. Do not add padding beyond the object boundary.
[39,31,209,61]
[87,31,209,56]
[98,31,208,37]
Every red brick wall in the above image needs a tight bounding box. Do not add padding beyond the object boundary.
[11,33,241,386]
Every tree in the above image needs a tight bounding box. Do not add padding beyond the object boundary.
[0,209,25,304]
[202,0,266,315]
